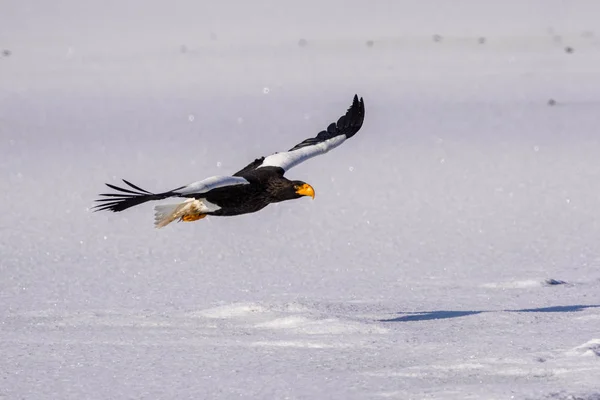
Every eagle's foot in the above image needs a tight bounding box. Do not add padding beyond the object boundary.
[180,213,207,222]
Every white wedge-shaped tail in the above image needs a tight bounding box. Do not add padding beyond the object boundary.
[154,199,202,228]
[153,197,223,228]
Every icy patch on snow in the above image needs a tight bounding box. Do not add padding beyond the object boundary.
[188,302,269,319]
[251,340,346,349]
[543,391,600,400]
[481,280,545,289]
[366,359,598,384]
[256,316,388,335]
[57,312,174,328]
[13,309,177,328]
[367,362,487,378]
[187,301,315,320]
[255,315,311,329]
[575,314,600,322]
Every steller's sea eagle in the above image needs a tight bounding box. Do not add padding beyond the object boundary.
[93,95,365,228]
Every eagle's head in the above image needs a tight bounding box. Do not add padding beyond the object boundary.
[291,181,315,199]
[269,180,315,202]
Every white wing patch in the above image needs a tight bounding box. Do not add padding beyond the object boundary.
[174,175,249,196]
[258,135,347,172]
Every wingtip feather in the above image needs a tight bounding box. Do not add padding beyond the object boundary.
[93,179,166,213]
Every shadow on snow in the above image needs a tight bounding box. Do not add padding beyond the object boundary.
[380,304,600,322]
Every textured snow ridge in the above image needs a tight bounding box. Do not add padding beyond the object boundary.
[190,301,389,337]
[365,358,597,380]
[3,301,389,355]
[541,392,600,400]
[8,301,387,334]
[565,339,600,357]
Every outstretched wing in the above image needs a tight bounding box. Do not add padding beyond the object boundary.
[93,176,249,213]
[234,94,365,176]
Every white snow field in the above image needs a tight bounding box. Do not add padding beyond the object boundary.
[2,1,600,399]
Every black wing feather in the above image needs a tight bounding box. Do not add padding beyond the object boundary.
[122,179,153,194]
[233,157,265,177]
[288,94,364,151]
[233,94,364,175]
[92,179,174,213]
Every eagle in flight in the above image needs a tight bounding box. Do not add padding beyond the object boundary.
[93,95,365,228]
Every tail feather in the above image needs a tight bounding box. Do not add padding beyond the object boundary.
[92,179,174,212]
[153,199,204,228]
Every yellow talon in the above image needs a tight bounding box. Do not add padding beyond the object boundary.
[180,213,207,222]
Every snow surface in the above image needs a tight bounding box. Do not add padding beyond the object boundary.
[2,1,600,399]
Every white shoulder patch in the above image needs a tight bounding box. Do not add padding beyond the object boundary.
[259,135,347,172]
[174,175,249,196]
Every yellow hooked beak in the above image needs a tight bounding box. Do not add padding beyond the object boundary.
[295,183,315,199]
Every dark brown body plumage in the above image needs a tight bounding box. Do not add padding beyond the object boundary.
[197,167,302,216]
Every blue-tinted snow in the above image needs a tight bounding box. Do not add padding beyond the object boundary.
[2,1,600,399]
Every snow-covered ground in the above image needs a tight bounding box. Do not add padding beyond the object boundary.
[2,1,600,398]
